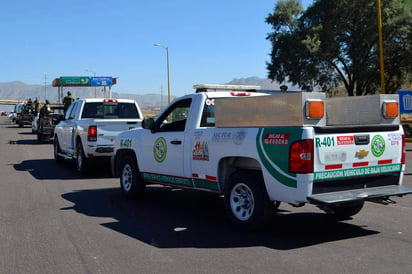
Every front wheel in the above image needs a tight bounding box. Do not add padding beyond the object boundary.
[119,155,145,199]
[224,171,272,229]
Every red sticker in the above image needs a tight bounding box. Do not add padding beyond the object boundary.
[264,133,290,145]
[337,136,354,145]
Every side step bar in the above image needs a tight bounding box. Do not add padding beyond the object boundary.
[308,185,412,205]
[57,153,74,160]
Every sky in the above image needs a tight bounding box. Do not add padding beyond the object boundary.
[0,0,312,97]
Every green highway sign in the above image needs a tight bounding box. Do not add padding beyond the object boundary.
[59,76,90,86]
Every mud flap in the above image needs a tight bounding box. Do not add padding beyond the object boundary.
[308,185,412,205]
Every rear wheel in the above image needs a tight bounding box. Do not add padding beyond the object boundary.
[325,201,364,220]
[224,171,273,229]
[76,141,89,173]
[119,155,145,198]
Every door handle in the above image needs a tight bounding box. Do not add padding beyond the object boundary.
[170,140,182,145]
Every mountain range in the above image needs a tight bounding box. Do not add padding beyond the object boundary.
[0,77,286,113]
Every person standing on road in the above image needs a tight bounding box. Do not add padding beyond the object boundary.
[63,91,75,115]
[26,98,33,113]
[39,100,54,118]
[33,98,40,115]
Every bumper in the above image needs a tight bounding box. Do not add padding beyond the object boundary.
[86,145,114,157]
[308,185,412,205]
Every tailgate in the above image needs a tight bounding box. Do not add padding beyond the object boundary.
[310,128,412,203]
[95,119,140,145]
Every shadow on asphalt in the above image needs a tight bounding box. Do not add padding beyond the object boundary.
[8,139,50,145]
[61,187,379,250]
[13,159,113,180]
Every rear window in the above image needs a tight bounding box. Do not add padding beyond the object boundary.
[82,102,140,119]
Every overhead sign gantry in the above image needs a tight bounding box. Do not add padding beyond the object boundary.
[52,76,117,103]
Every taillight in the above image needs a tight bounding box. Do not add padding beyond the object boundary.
[289,139,314,173]
[401,134,406,164]
[103,99,117,103]
[88,125,97,141]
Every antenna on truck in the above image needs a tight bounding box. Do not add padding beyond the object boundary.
[193,84,261,93]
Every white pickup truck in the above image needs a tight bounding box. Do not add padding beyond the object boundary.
[112,84,412,229]
[54,98,143,173]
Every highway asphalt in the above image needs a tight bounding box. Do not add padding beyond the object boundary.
[1,116,412,274]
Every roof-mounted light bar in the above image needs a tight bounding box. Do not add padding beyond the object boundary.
[193,84,261,93]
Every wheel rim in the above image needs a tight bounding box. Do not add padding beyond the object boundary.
[230,183,255,221]
[121,163,133,192]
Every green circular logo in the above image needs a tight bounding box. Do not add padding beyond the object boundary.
[153,137,167,163]
[371,135,385,157]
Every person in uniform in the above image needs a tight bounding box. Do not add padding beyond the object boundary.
[39,100,54,117]
[33,98,40,116]
[26,98,33,113]
[63,91,75,115]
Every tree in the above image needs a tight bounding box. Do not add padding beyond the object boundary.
[266,0,412,95]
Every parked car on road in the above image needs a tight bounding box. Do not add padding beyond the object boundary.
[37,104,65,143]
[15,102,34,128]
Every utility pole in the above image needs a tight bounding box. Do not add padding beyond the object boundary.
[377,0,385,94]
[44,74,47,101]
[86,69,97,97]
[160,85,163,108]
[154,44,171,104]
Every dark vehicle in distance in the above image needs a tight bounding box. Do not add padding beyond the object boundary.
[15,103,34,128]
[37,104,65,143]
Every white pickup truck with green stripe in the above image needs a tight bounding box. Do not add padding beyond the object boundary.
[112,84,412,229]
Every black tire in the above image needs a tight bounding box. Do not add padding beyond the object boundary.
[37,133,42,142]
[224,171,273,230]
[326,201,364,220]
[53,137,64,163]
[18,123,23,128]
[76,140,89,174]
[119,155,145,198]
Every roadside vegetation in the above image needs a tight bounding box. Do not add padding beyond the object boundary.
[266,0,412,96]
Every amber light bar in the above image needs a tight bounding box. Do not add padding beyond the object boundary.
[382,101,399,118]
[305,100,324,119]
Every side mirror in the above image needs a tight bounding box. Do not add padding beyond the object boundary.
[142,117,155,130]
